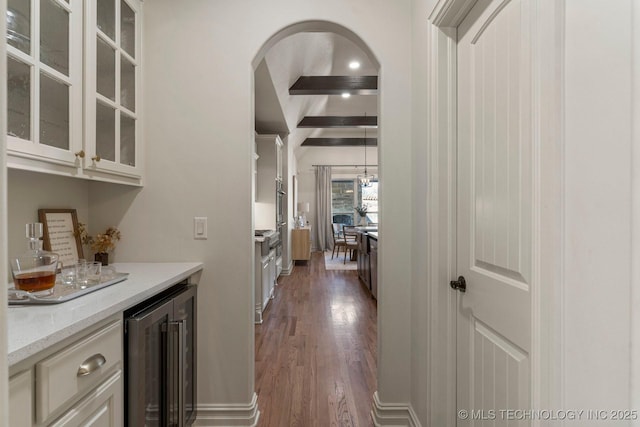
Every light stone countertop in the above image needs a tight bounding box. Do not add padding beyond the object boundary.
[7,262,203,366]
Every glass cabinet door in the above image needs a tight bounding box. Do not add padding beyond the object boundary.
[7,57,31,141]
[6,0,82,165]
[85,0,141,177]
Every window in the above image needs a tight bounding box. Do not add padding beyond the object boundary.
[361,181,378,224]
[331,179,378,226]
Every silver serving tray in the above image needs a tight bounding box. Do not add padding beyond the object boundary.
[8,272,129,305]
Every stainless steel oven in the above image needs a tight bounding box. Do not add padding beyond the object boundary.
[275,180,286,260]
[269,231,283,259]
[276,179,285,227]
[124,282,197,426]
[276,196,284,225]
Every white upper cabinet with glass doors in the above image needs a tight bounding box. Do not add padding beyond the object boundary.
[84,0,142,182]
[4,0,143,185]
[6,0,83,171]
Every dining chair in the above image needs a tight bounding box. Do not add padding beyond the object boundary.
[331,223,347,260]
[342,225,359,264]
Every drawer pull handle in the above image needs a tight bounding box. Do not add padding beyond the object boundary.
[77,353,106,377]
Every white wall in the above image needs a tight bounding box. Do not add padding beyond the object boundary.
[632,1,640,416]
[282,136,296,273]
[87,0,414,417]
[563,0,633,415]
[7,170,90,276]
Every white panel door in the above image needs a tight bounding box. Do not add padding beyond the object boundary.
[456,0,534,424]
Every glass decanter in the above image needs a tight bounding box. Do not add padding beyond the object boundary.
[11,223,59,293]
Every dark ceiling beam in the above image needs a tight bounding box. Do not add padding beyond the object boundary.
[297,116,377,128]
[301,137,377,147]
[289,76,378,95]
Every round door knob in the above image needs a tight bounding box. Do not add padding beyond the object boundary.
[92,155,101,162]
[450,276,467,292]
[75,150,85,158]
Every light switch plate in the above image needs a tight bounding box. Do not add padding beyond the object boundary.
[194,217,207,240]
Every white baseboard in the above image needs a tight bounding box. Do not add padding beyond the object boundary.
[371,392,421,427]
[281,260,294,275]
[193,393,260,427]
[193,391,419,427]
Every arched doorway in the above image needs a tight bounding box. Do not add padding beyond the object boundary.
[251,20,381,424]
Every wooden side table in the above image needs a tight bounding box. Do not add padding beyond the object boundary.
[291,227,312,261]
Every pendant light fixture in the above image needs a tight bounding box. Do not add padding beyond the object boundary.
[358,113,374,187]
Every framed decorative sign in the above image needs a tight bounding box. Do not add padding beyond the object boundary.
[38,209,84,267]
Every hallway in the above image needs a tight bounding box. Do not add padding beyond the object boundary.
[255,251,377,426]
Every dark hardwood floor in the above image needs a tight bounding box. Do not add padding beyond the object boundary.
[255,251,377,427]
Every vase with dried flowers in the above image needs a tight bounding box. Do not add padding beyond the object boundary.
[76,223,121,266]
[354,205,368,226]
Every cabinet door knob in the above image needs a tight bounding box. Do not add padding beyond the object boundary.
[75,150,85,158]
[91,155,101,162]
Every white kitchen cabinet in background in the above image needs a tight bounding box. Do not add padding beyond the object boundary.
[255,134,283,229]
[268,249,276,299]
[254,244,276,324]
[255,134,283,200]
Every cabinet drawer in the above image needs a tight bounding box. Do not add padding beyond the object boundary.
[36,321,122,423]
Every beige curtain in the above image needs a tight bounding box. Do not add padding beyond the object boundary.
[315,166,334,251]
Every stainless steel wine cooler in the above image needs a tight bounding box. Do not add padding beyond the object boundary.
[124,282,197,426]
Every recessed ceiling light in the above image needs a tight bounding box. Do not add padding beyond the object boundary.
[341,92,351,99]
[349,61,361,69]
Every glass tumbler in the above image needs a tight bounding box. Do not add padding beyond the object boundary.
[75,260,88,288]
[86,261,102,284]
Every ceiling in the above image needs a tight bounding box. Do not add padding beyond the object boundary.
[254,32,378,155]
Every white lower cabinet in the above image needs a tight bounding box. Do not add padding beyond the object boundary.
[36,321,122,423]
[255,247,277,324]
[255,253,270,324]
[262,256,272,309]
[9,317,123,427]
[9,370,33,427]
[49,371,122,427]
[268,252,277,298]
